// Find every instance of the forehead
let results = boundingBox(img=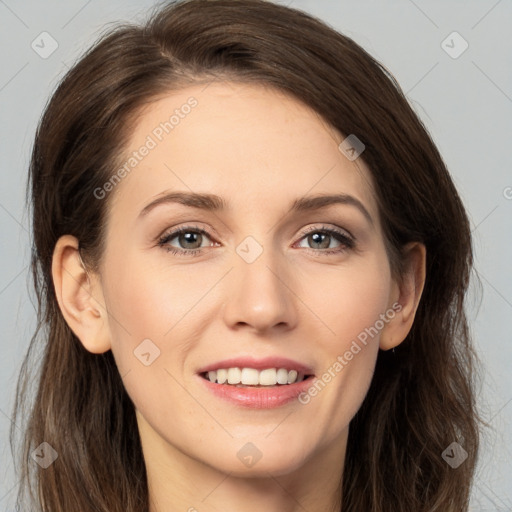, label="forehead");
[107,81,379,225]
